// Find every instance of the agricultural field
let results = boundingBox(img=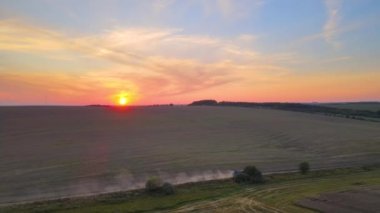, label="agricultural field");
[296,187,379,212]
[1,106,380,205]
[320,102,380,112]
